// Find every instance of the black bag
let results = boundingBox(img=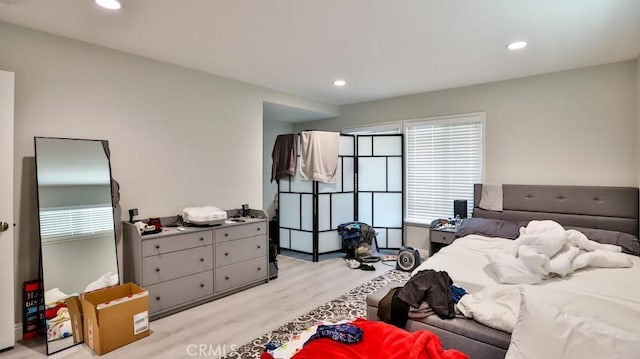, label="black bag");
[268,239,279,280]
[269,240,278,263]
